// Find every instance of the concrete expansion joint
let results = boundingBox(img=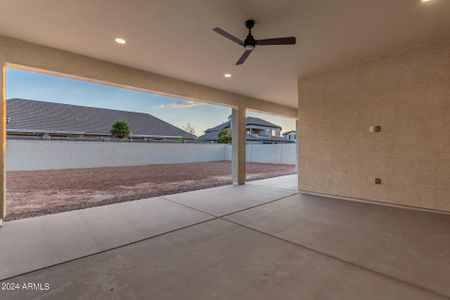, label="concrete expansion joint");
[221,219,450,300]
[2,193,447,300]
[161,194,450,300]
[0,217,216,282]
[160,191,297,219]
[0,192,294,282]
